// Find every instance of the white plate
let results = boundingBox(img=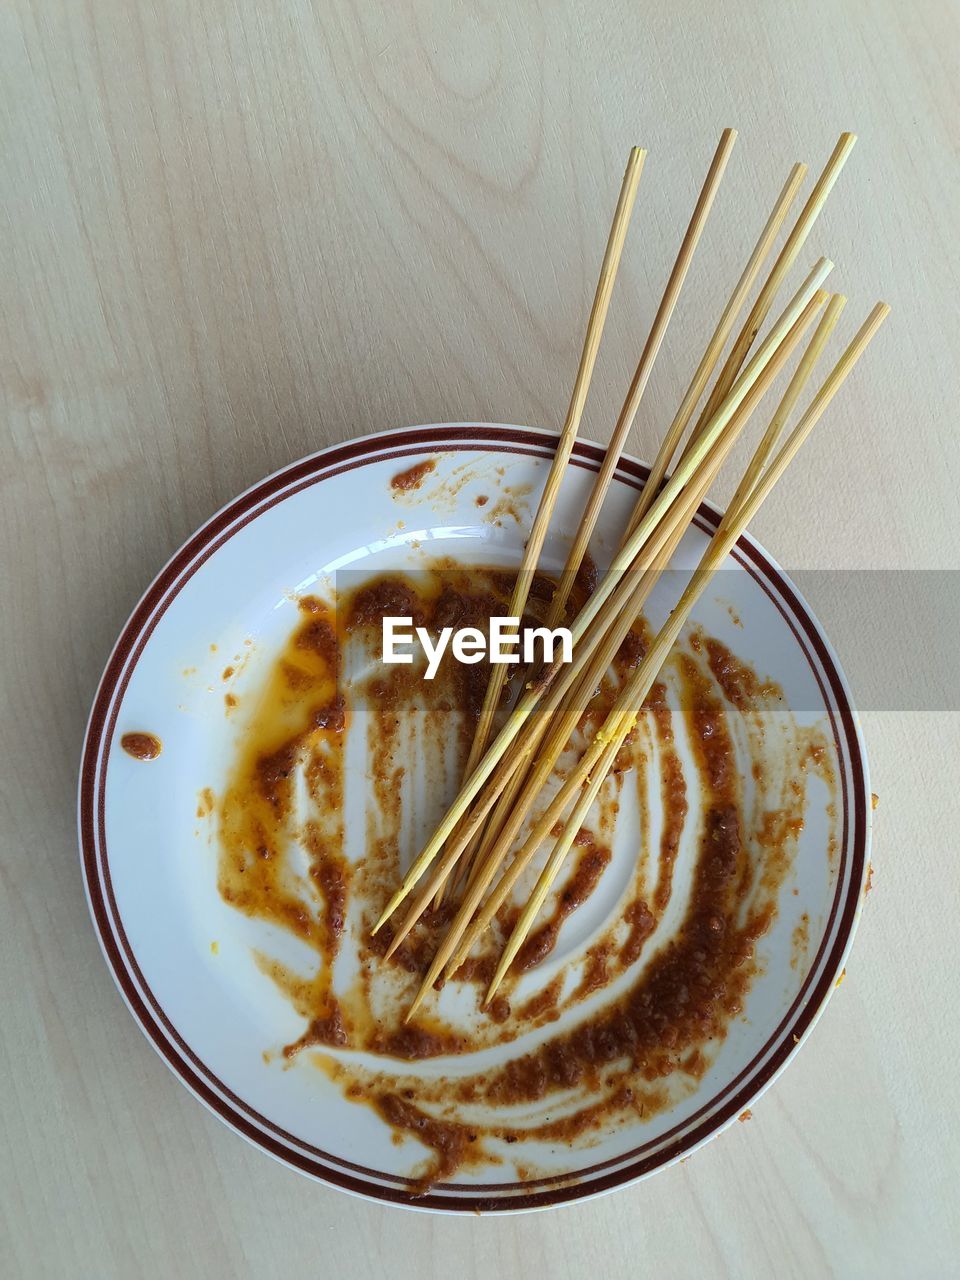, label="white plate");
[78,423,870,1213]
